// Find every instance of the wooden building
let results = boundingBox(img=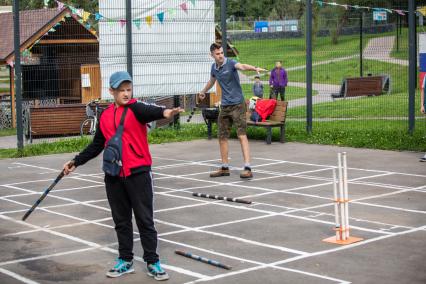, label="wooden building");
[0,7,100,126]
